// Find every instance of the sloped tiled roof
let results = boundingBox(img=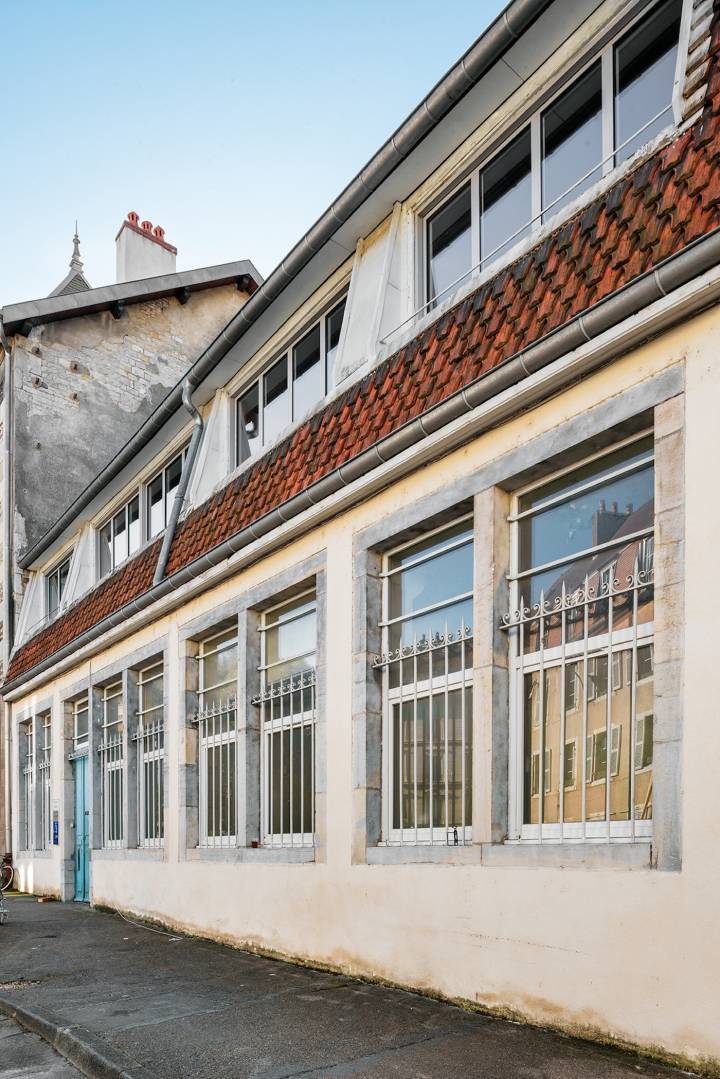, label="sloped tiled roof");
[6,7,720,688]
